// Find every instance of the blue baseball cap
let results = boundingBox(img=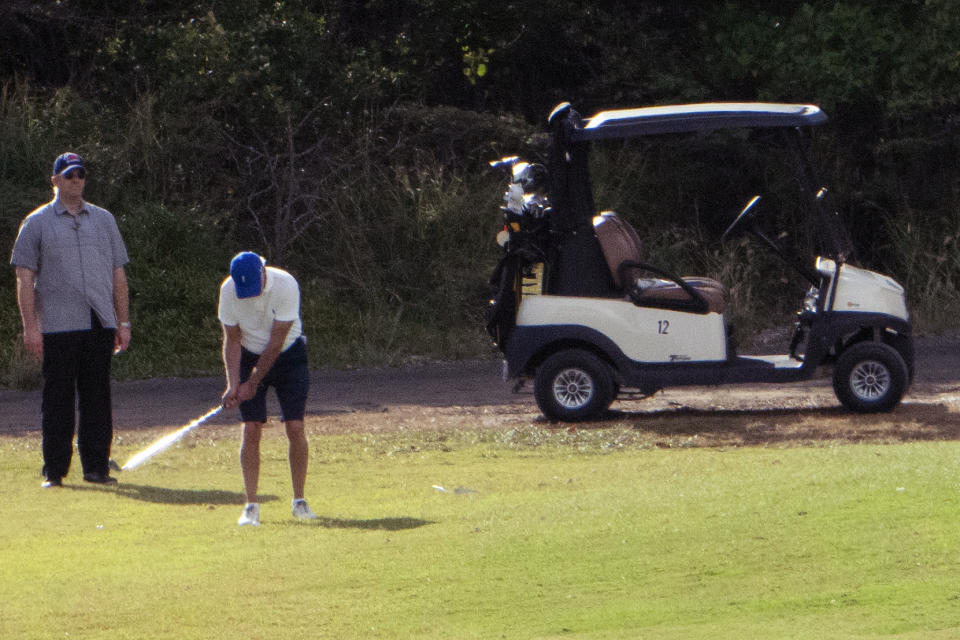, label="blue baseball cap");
[230,252,265,299]
[53,152,85,176]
